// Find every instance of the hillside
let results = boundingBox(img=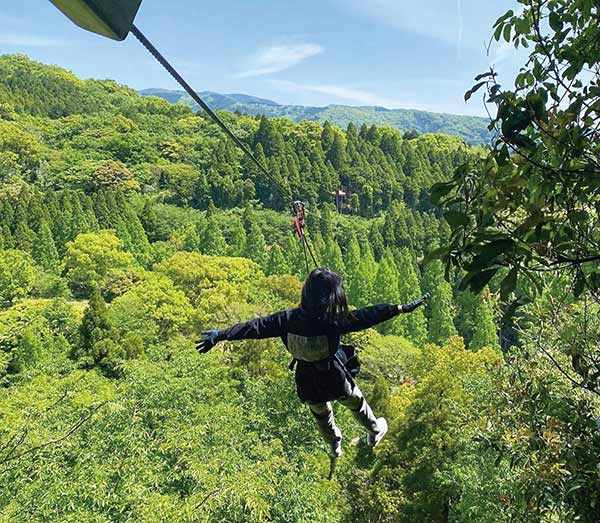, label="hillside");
[140,88,492,145]
[2,0,600,520]
[0,53,511,521]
